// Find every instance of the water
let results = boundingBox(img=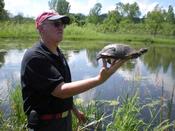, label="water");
[0,41,175,121]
